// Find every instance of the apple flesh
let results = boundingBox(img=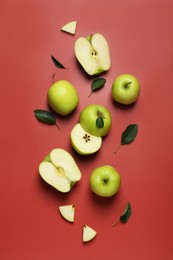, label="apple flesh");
[70,123,102,155]
[112,74,140,105]
[83,224,97,242]
[39,148,81,193]
[61,21,77,35]
[74,33,111,75]
[59,205,75,222]
[79,104,112,137]
[90,165,121,197]
[47,80,79,116]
